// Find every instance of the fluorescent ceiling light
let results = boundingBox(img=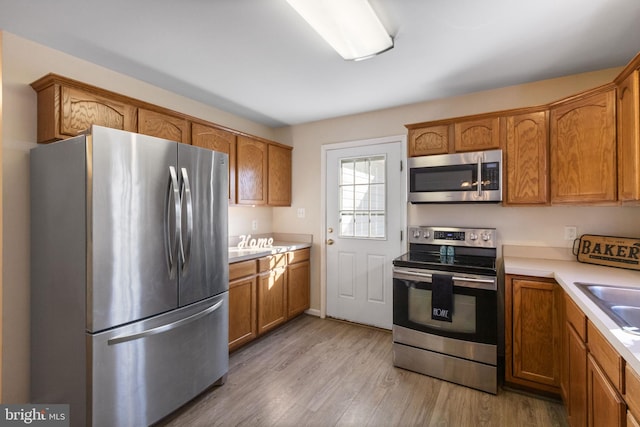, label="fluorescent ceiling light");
[286,0,394,61]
